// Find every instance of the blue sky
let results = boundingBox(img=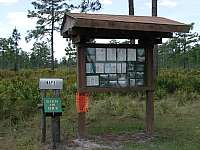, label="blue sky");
[0,0,200,59]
